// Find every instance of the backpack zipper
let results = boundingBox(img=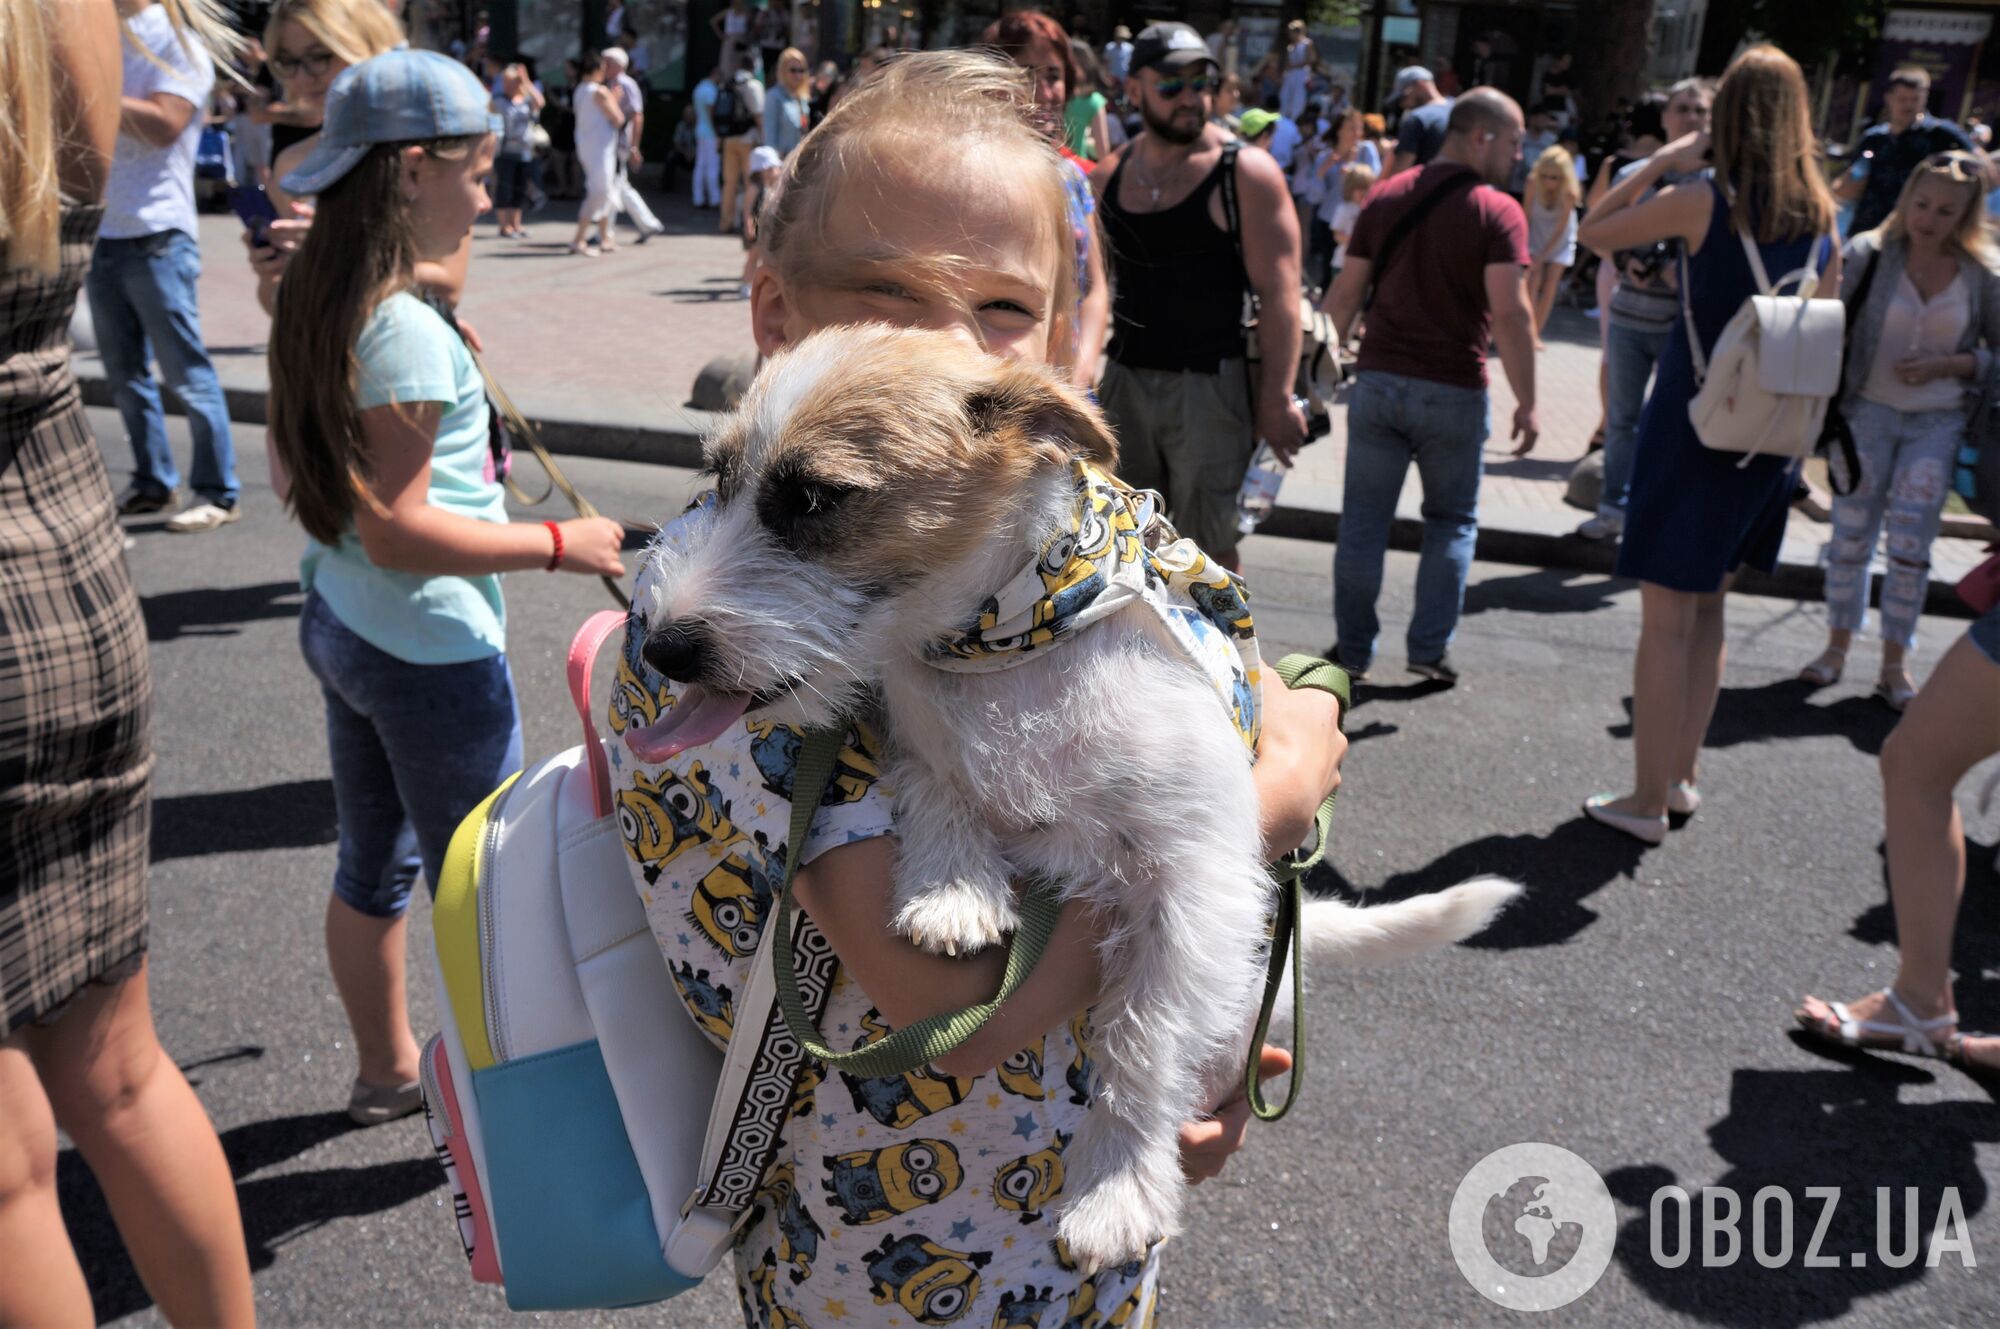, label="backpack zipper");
[476,779,516,1064]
